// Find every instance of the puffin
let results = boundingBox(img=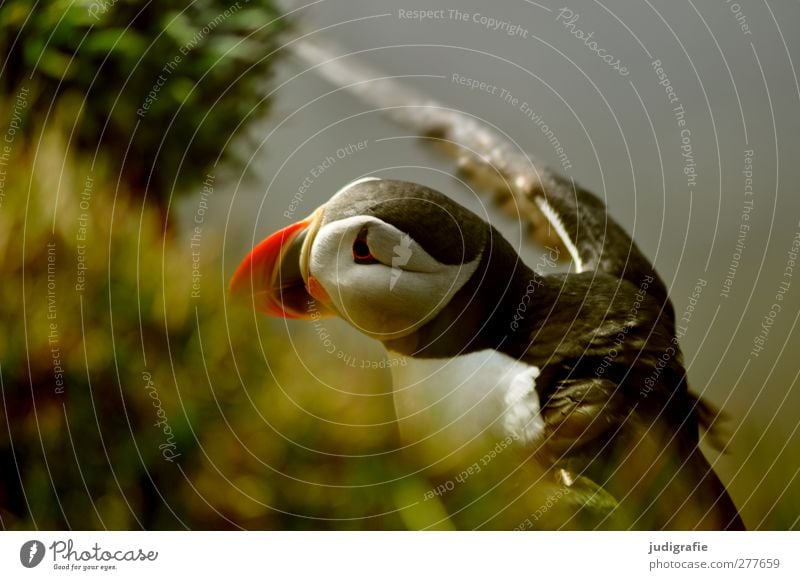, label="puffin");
[230,175,745,530]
